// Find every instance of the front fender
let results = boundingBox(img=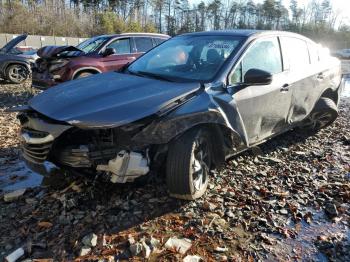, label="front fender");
[132,91,248,148]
